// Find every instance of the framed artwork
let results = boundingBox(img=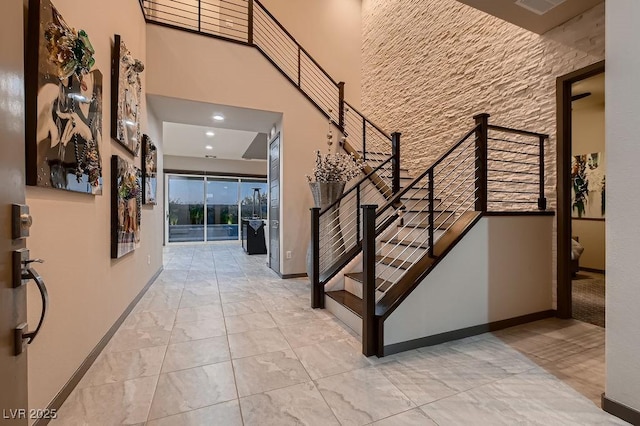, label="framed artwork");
[111,155,142,258]
[25,0,103,194]
[571,152,606,219]
[111,34,144,156]
[142,134,158,205]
